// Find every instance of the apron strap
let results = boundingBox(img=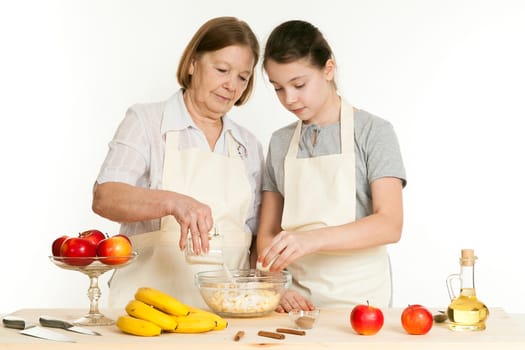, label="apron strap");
[340,100,354,155]
[286,121,302,159]
[225,130,242,159]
